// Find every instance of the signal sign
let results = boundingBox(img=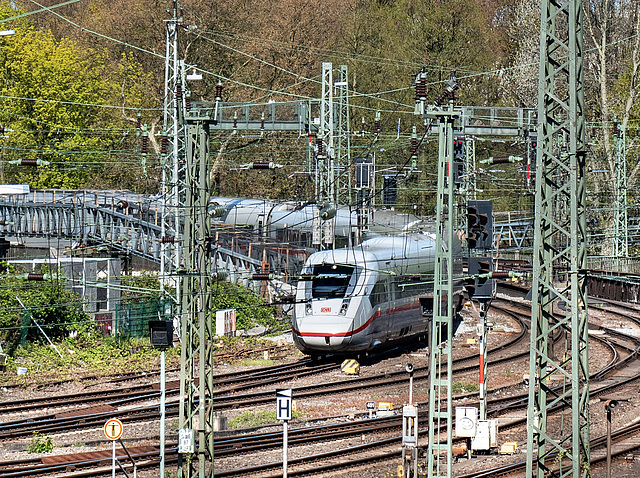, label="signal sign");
[103,418,123,440]
[276,389,292,421]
